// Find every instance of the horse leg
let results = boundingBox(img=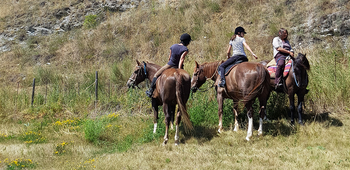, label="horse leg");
[163,103,170,145]
[233,103,239,132]
[175,109,181,146]
[245,101,254,141]
[217,92,224,133]
[297,93,305,125]
[151,99,159,134]
[258,91,269,136]
[288,93,296,125]
[169,105,176,130]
